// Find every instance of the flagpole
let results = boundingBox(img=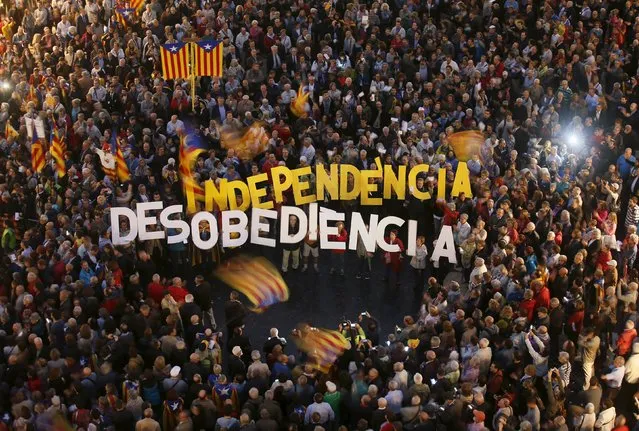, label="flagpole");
[190,42,196,112]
